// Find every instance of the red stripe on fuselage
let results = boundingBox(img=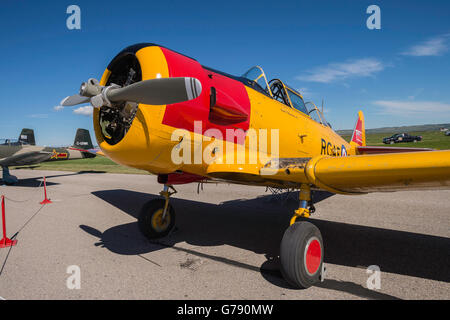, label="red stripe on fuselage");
[160,47,251,143]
